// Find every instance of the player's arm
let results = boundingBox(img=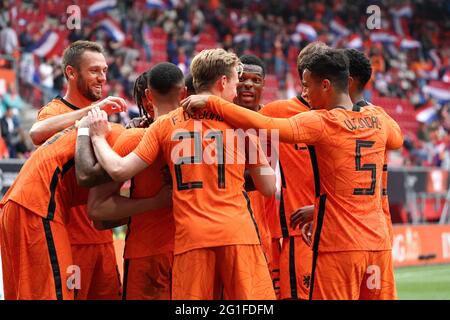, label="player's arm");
[30,96,127,145]
[88,108,154,182]
[246,135,276,196]
[385,119,404,150]
[247,165,276,196]
[376,108,404,150]
[75,116,113,187]
[93,219,128,230]
[87,180,172,221]
[182,95,323,144]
